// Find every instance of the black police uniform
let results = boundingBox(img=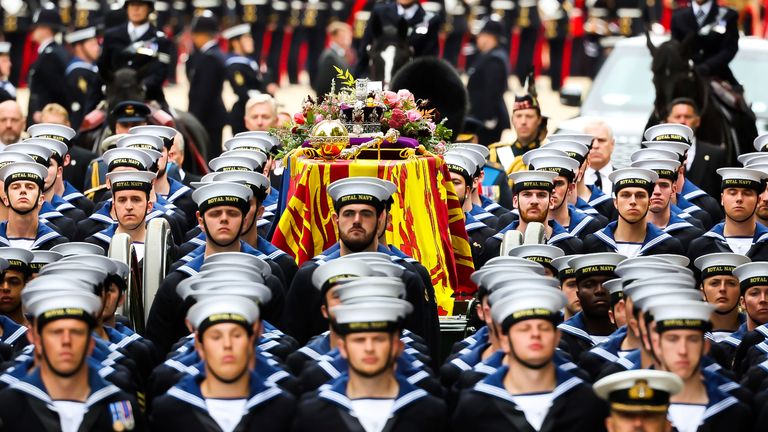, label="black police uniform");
[467,43,510,146]
[187,41,227,160]
[98,20,173,106]
[27,40,70,124]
